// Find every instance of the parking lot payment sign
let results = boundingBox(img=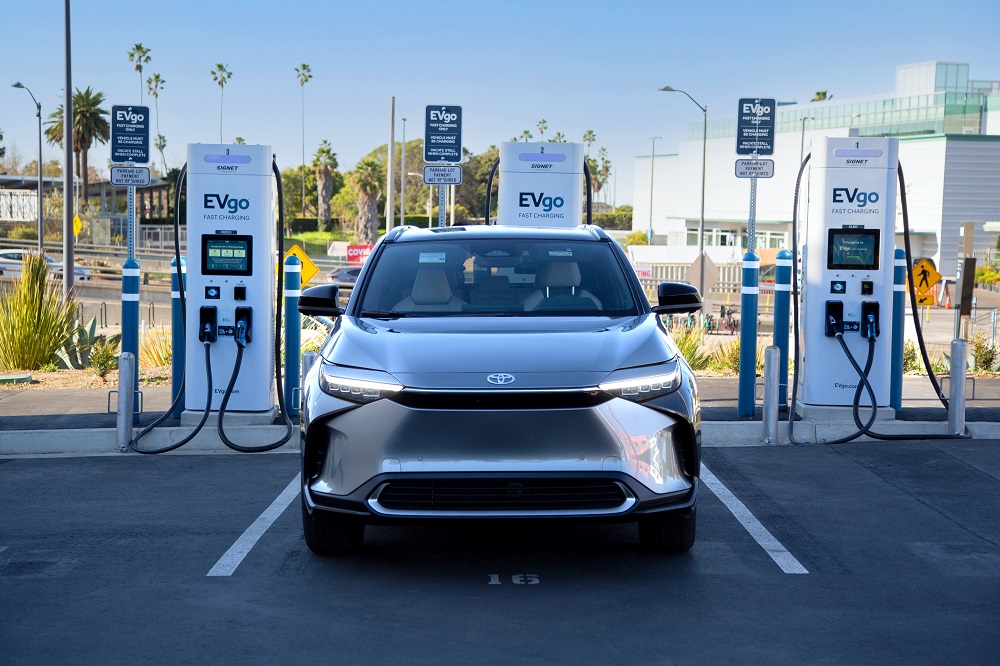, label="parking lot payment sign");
[736,98,775,156]
[424,105,462,163]
[111,105,150,164]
